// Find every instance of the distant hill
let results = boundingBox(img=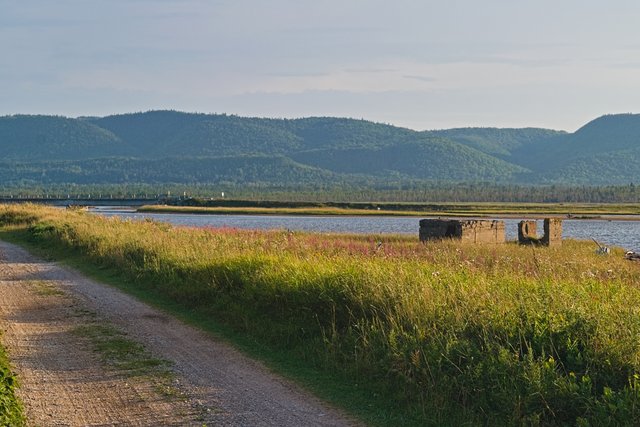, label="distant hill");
[0,110,639,187]
[509,113,640,183]
[571,113,640,153]
[277,117,417,150]
[291,137,527,182]
[0,115,126,160]
[0,156,346,186]
[86,111,304,157]
[429,127,564,158]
